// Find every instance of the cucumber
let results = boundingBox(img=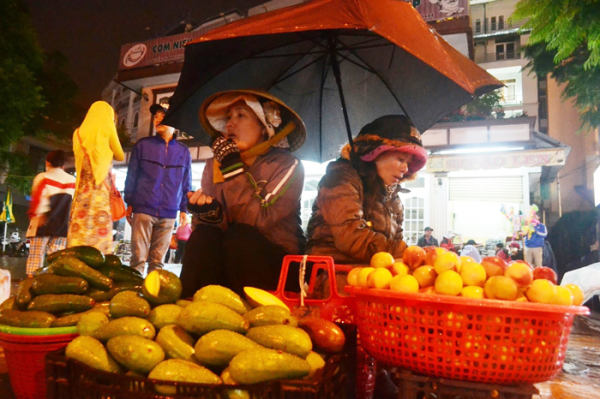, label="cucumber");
[104,254,122,267]
[97,264,143,284]
[16,278,35,309]
[32,274,89,295]
[104,254,142,277]
[27,294,95,314]
[86,282,142,302]
[0,309,56,328]
[47,246,105,268]
[51,256,113,290]
[0,296,17,310]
